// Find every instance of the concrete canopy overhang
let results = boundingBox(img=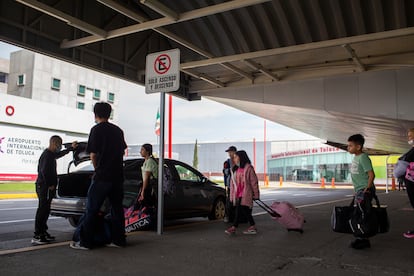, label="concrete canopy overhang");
[1,0,414,153]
